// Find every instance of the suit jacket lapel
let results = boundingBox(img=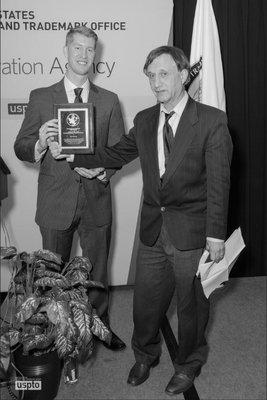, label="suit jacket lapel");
[88,81,98,104]
[144,104,161,185]
[52,79,68,105]
[161,97,198,186]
